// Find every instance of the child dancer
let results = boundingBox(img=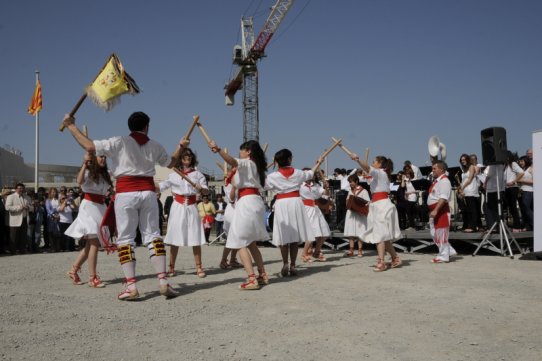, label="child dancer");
[265,149,323,276]
[208,139,269,290]
[343,174,370,257]
[159,147,209,278]
[300,168,331,263]
[65,151,112,287]
[219,169,242,269]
